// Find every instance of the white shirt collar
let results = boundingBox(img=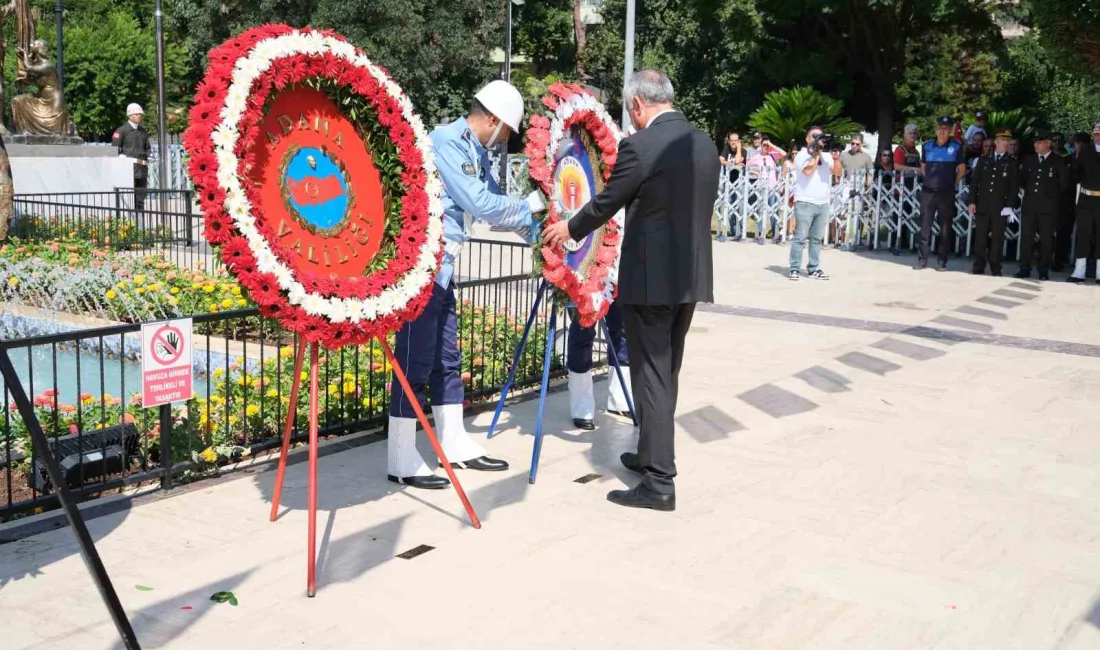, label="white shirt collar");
[645,109,676,129]
[1039,153,1047,163]
[128,120,140,130]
